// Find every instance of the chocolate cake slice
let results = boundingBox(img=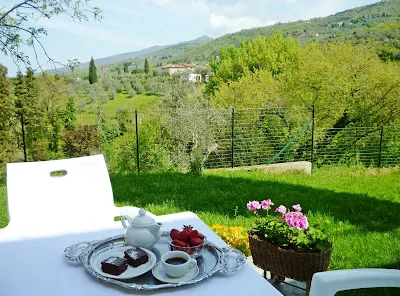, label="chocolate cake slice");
[101,256,128,276]
[124,247,149,267]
